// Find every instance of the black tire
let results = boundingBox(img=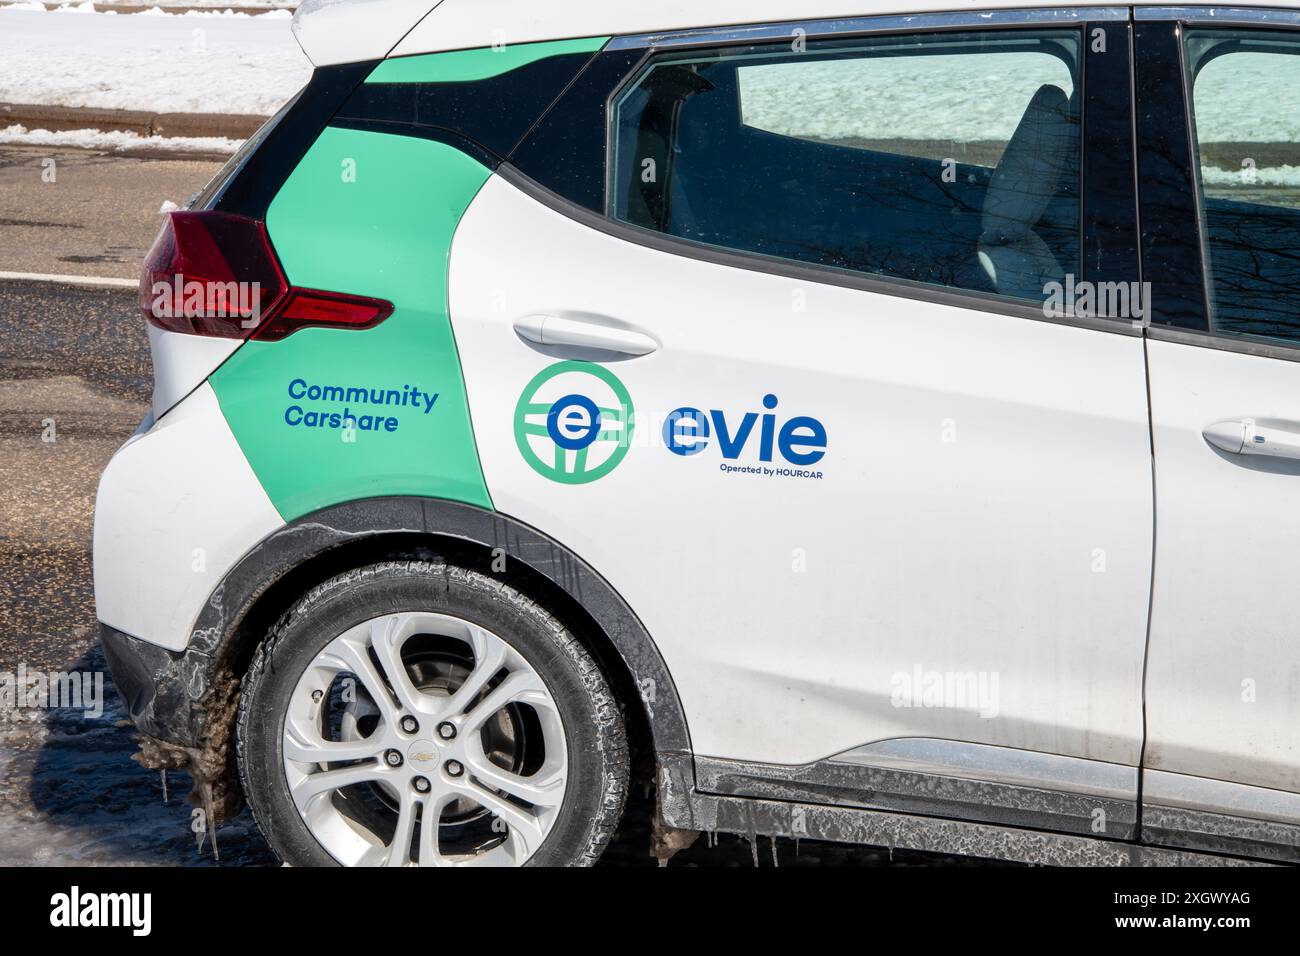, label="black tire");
[236,561,628,867]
